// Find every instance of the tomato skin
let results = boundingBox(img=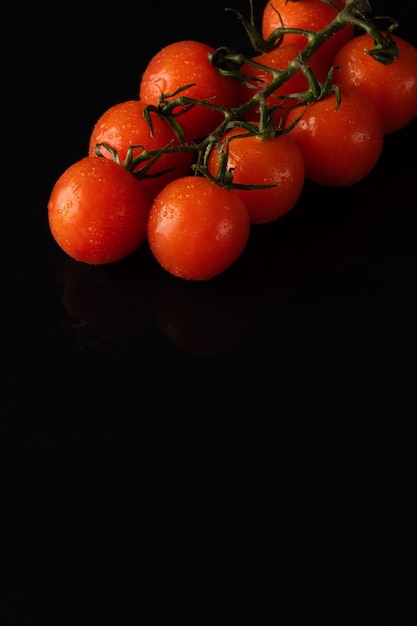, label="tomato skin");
[48,157,151,265]
[147,176,250,281]
[88,99,194,200]
[139,40,240,140]
[333,32,417,134]
[207,127,305,224]
[238,43,328,126]
[261,0,354,68]
[285,86,384,187]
